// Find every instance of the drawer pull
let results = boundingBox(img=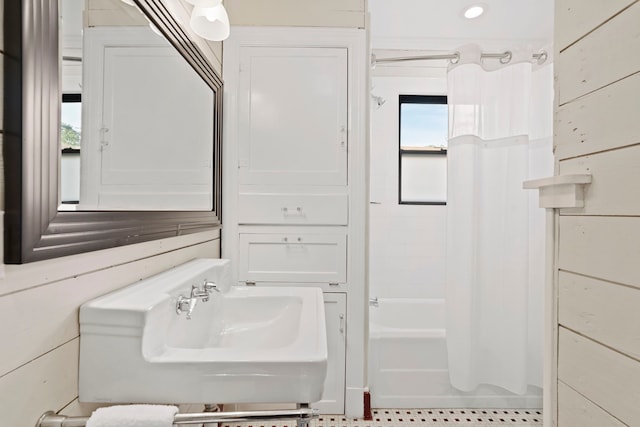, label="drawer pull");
[282,207,304,216]
[245,281,256,286]
[329,283,339,287]
[283,237,306,249]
